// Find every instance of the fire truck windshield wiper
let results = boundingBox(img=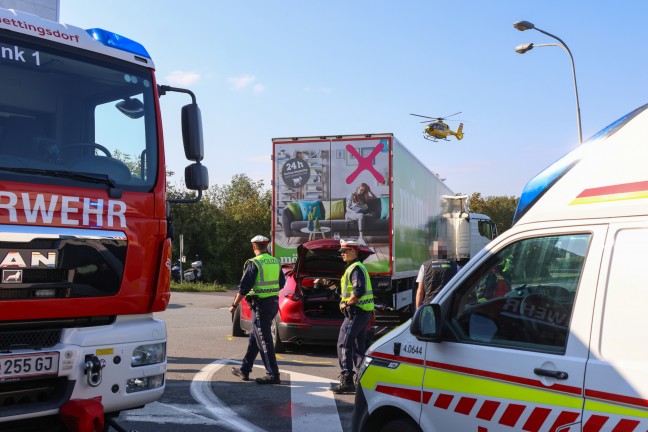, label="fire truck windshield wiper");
[0,167,123,198]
